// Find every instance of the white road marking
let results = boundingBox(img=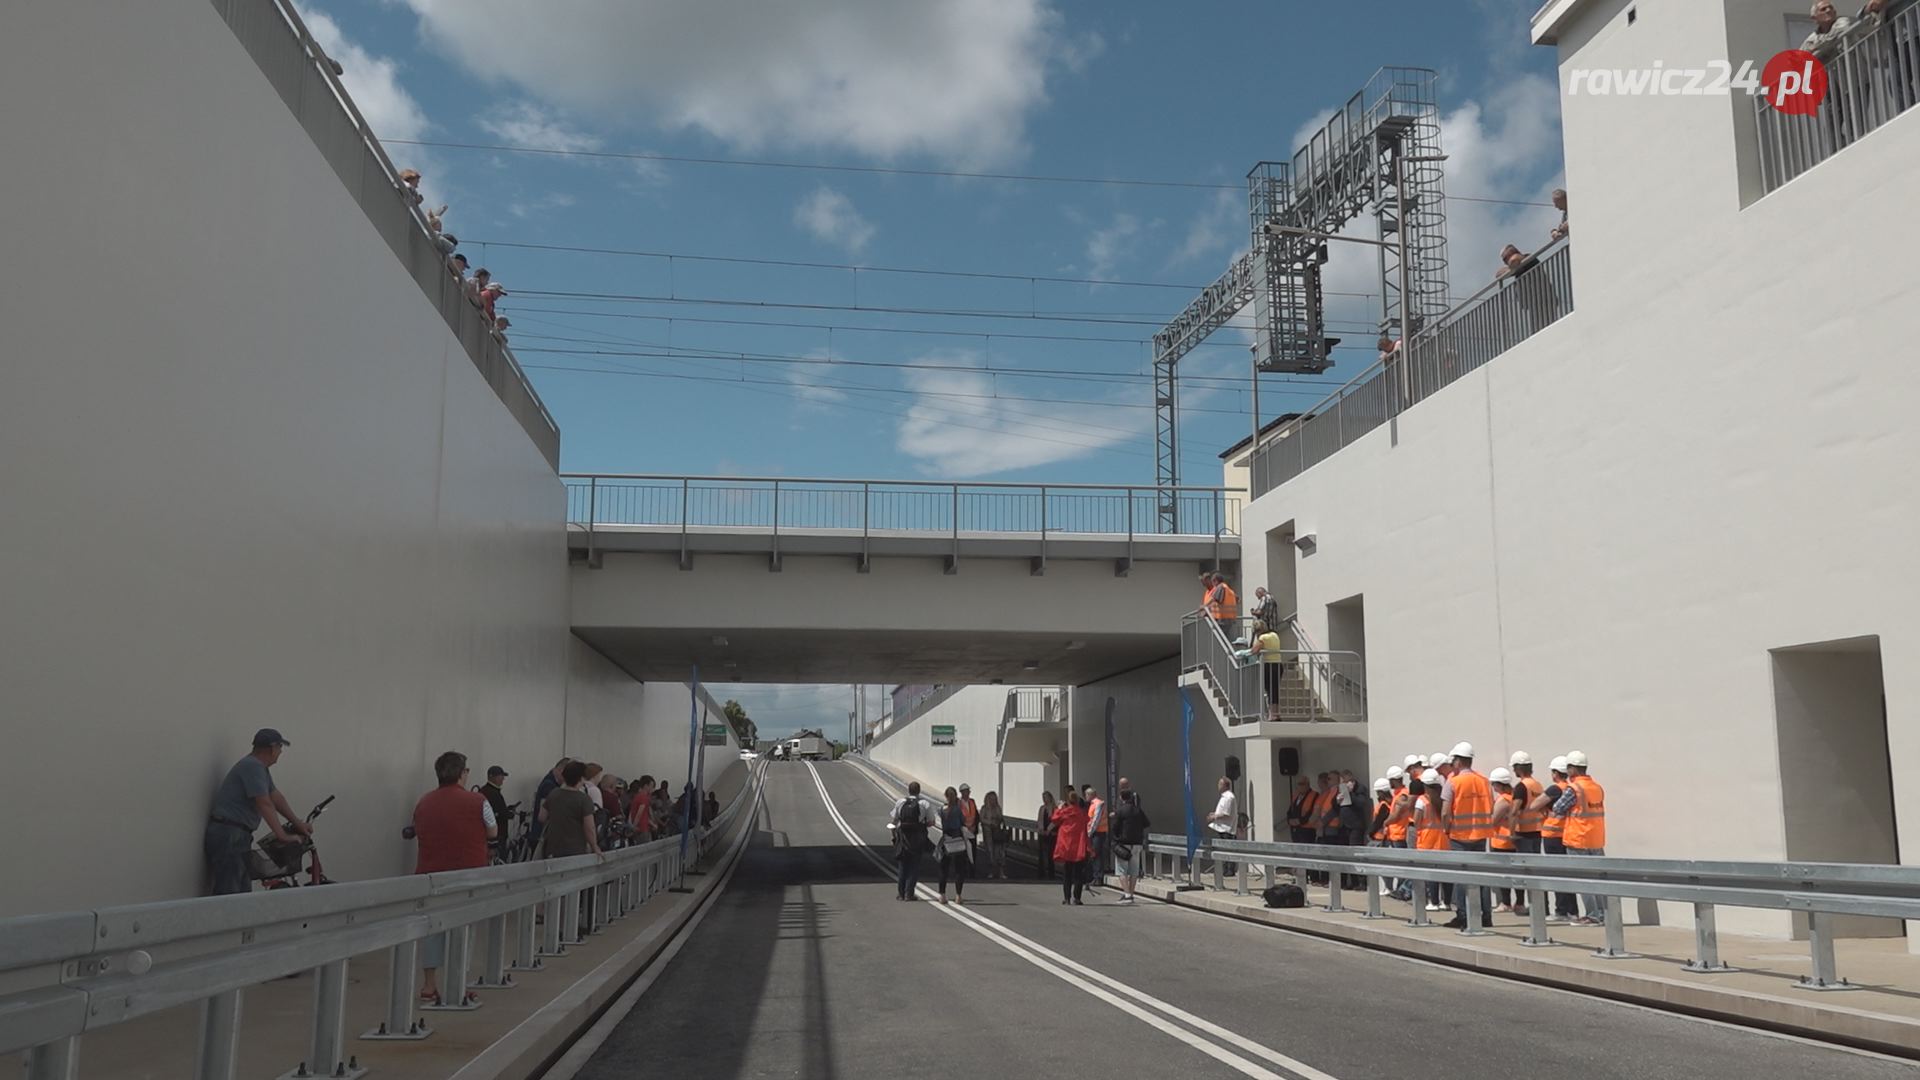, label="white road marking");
[804,762,1339,1080]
